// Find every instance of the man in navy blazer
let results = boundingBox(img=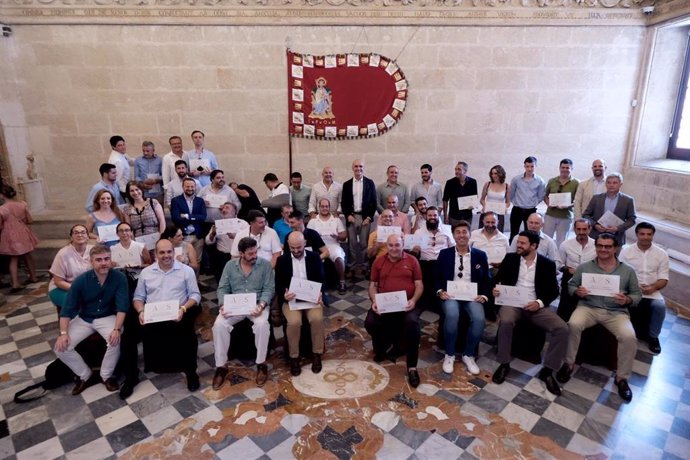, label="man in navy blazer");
[171,178,207,263]
[582,172,636,245]
[275,232,327,376]
[434,221,492,376]
[341,159,377,276]
[491,230,568,396]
